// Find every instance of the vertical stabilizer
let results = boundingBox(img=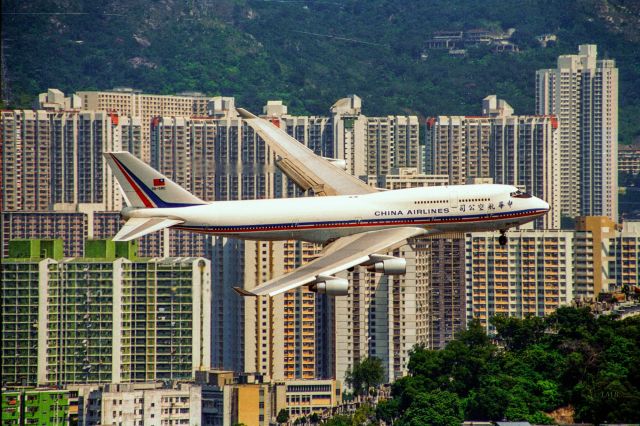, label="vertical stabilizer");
[104,152,206,208]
